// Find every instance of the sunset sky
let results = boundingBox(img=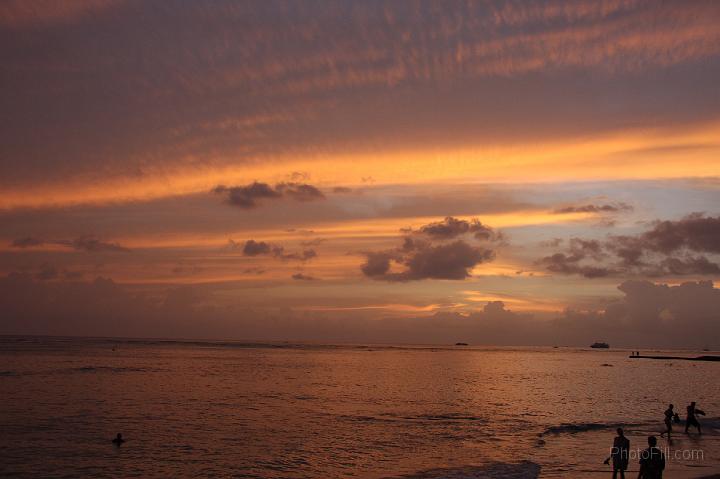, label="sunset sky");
[2,0,719,347]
